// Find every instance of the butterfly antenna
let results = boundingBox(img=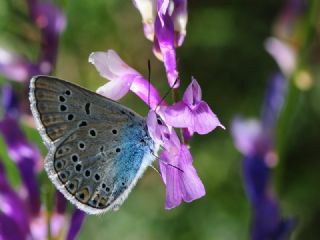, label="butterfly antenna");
[155,77,179,112]
[162,162,184,172]
[147,59,151,109]
[151,152,184,173]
